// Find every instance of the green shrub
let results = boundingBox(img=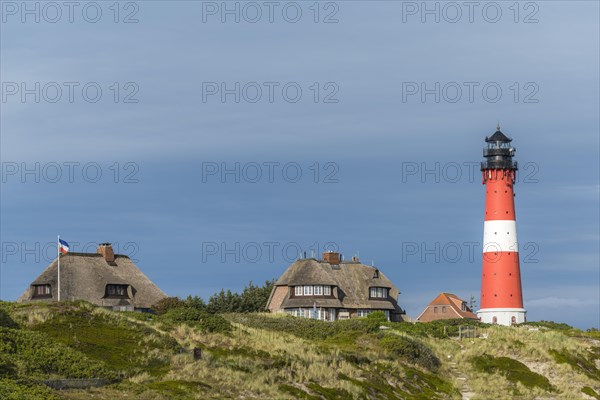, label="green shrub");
[200,313,232,334]
[366,311,388,322]
[0,379,61,400]
[152,297,187,315]
[227,313,380,342]
[379,334,441,371]
[582,386,600,399]
[471,354,555,392]
[549,348,599,380]
[523,320,574,330]
[0,327,114,379]
[160,307,232,334]
[0,303,18,329]
[28,306,178,377]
